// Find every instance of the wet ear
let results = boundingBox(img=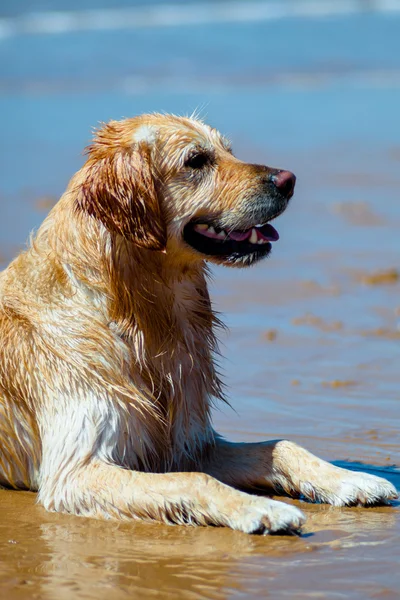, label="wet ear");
[76,142,167,251]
